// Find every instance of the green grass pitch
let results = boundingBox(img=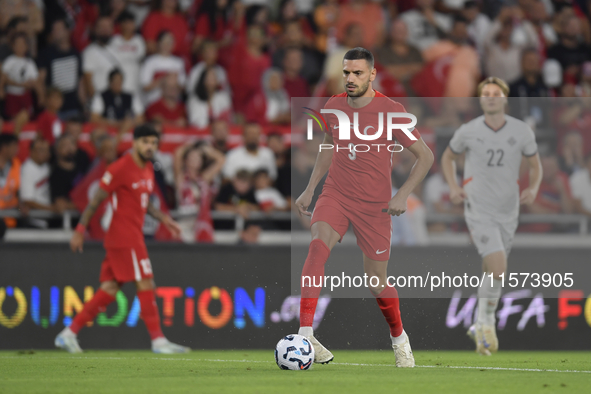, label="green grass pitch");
[1,350,590,393]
